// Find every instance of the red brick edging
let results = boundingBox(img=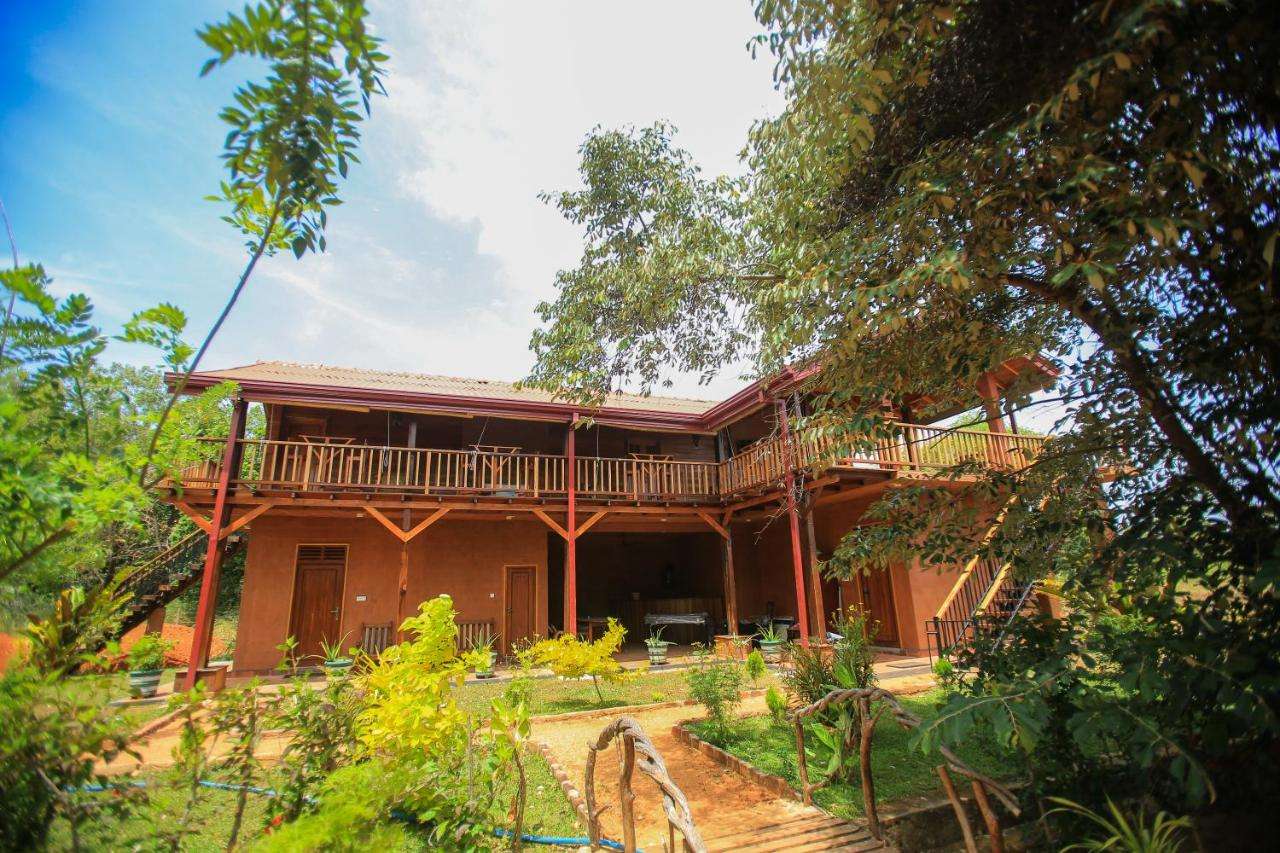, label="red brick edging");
[670,721,801,800]
[532,738,591,829]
